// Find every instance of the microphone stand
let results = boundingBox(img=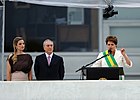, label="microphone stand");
[75,54,109,79]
